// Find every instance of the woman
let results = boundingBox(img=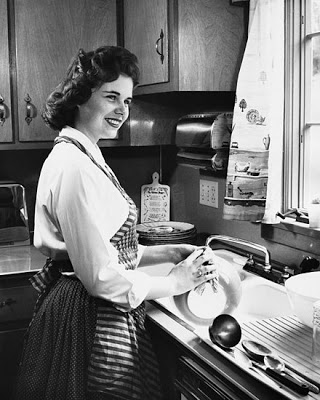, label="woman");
[15,46,217,400]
